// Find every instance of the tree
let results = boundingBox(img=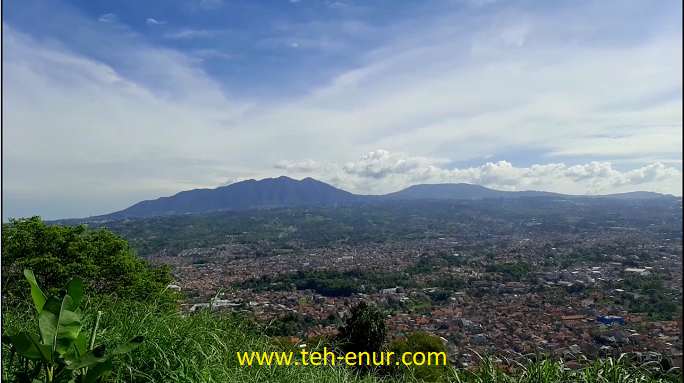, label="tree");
[335,302,387,356]
[1,217,176,307]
